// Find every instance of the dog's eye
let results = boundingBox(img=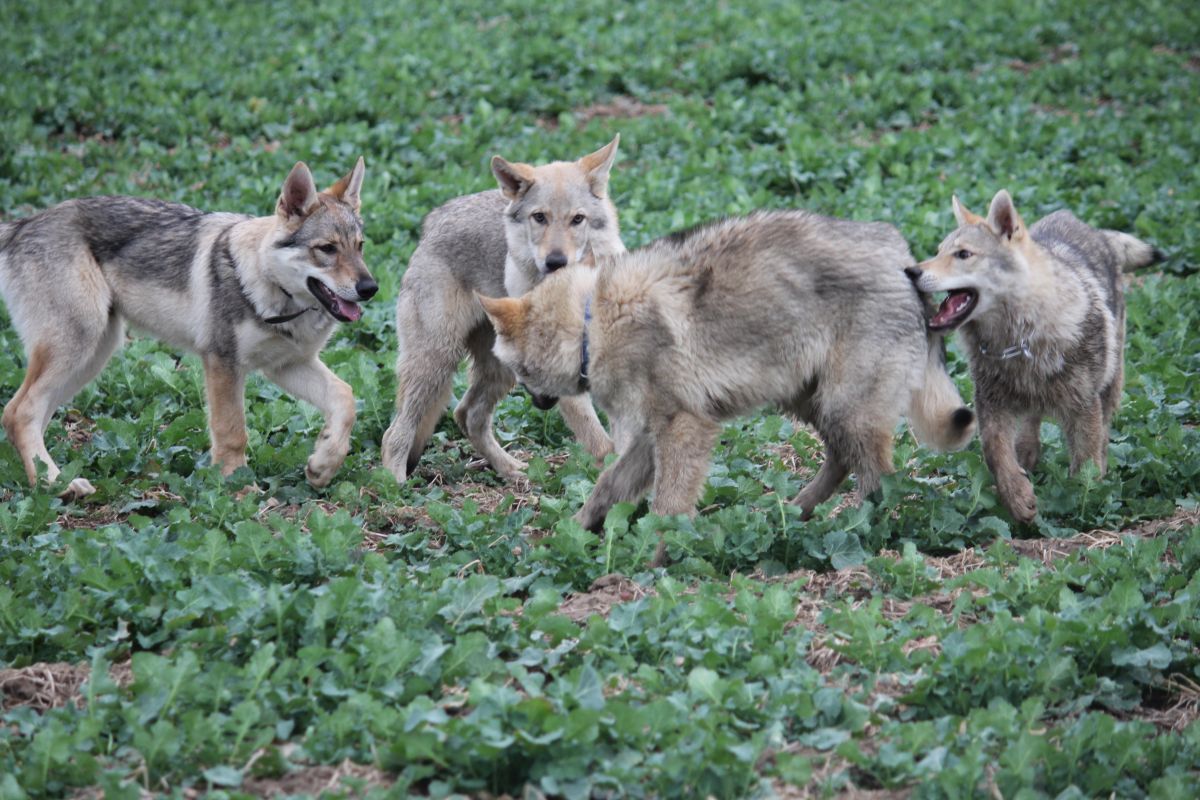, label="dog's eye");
[532,212,547,224]
[571,214,585,226]
[955,249,971,260]
[316,243,338,254]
